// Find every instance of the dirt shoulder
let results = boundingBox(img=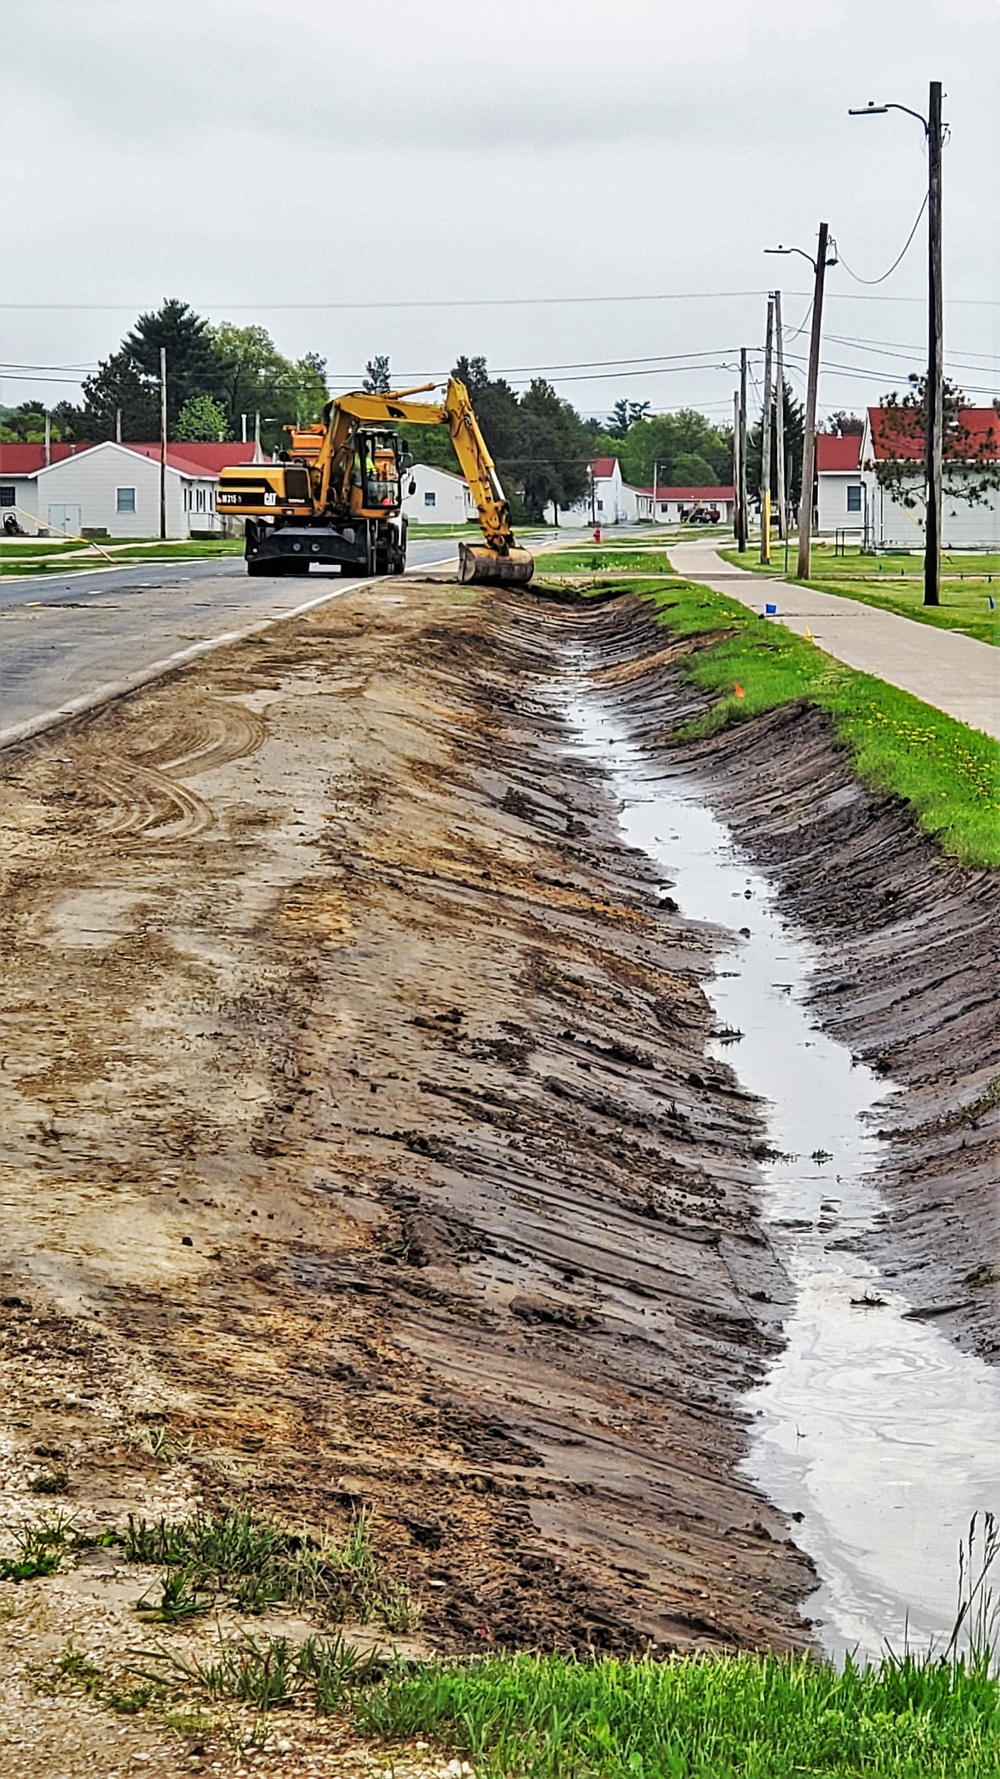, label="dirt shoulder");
[0,578,816,1774]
